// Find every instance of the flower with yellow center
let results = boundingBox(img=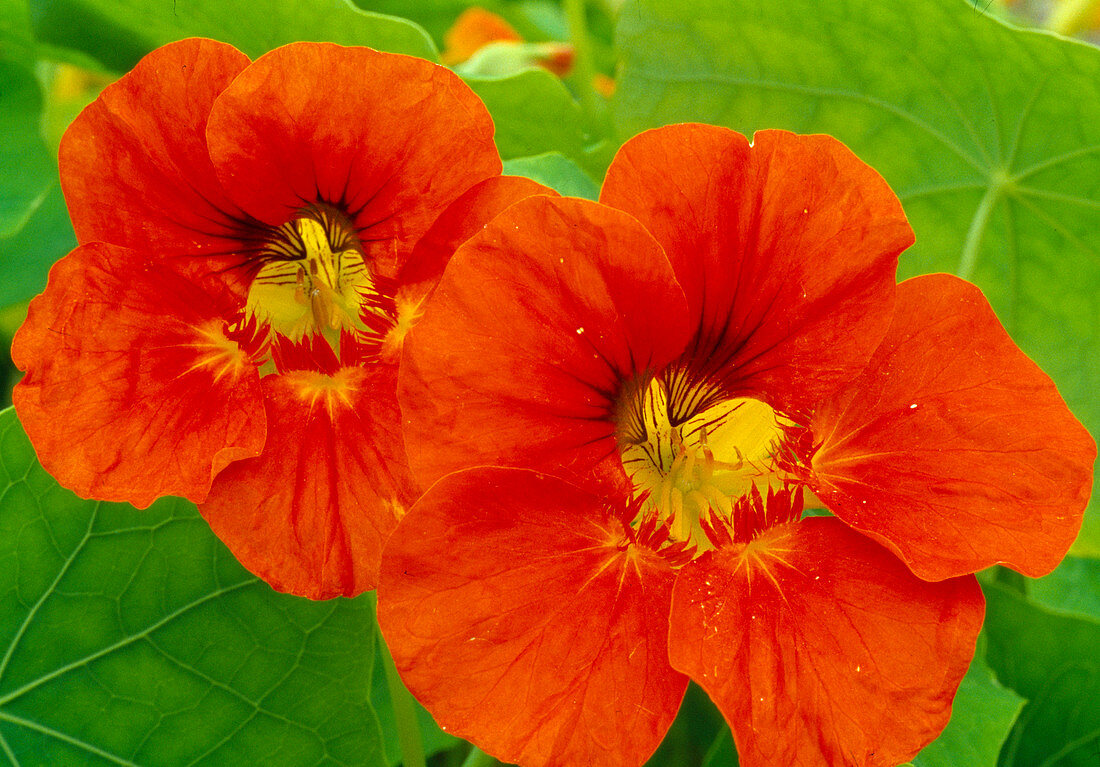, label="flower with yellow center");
[11,38,540,599]
[384,126,1093,767]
